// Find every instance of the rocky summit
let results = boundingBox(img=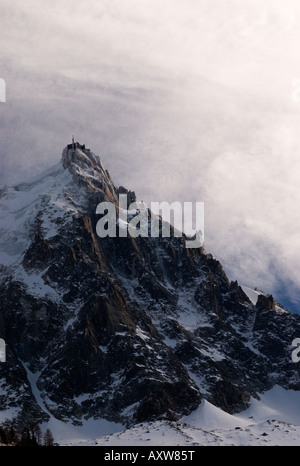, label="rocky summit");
[0,142,299,432]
